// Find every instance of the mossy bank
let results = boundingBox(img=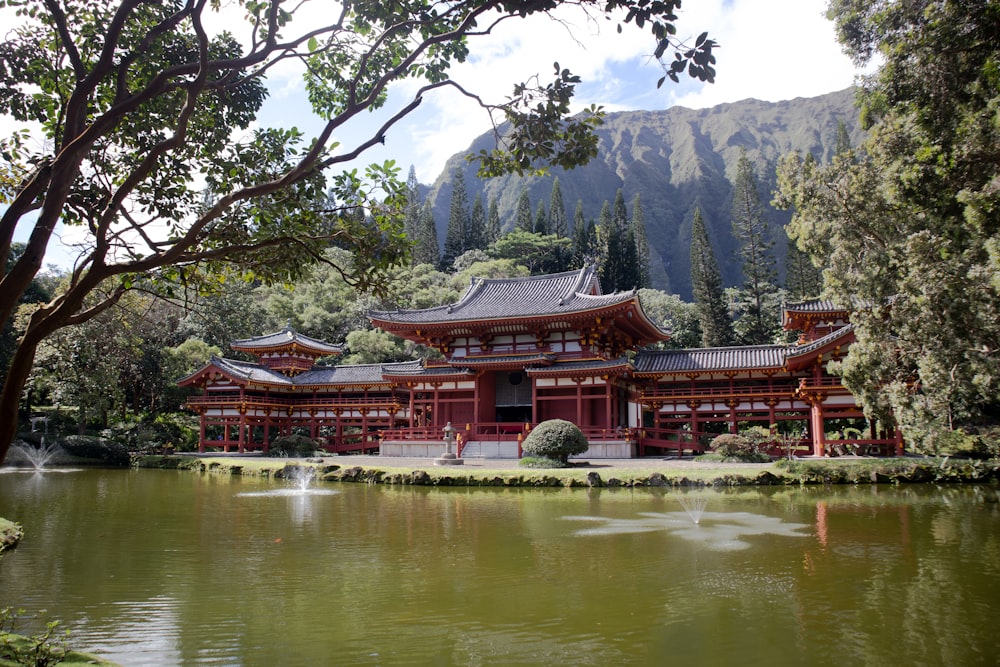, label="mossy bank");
[134,455,1000,488]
